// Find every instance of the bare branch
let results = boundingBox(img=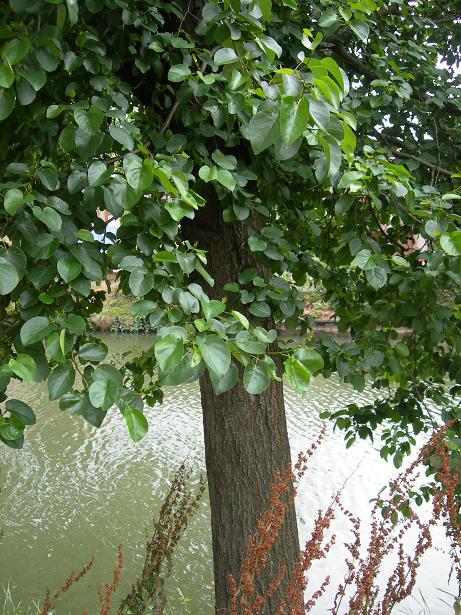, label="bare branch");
[372,132,453,177]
